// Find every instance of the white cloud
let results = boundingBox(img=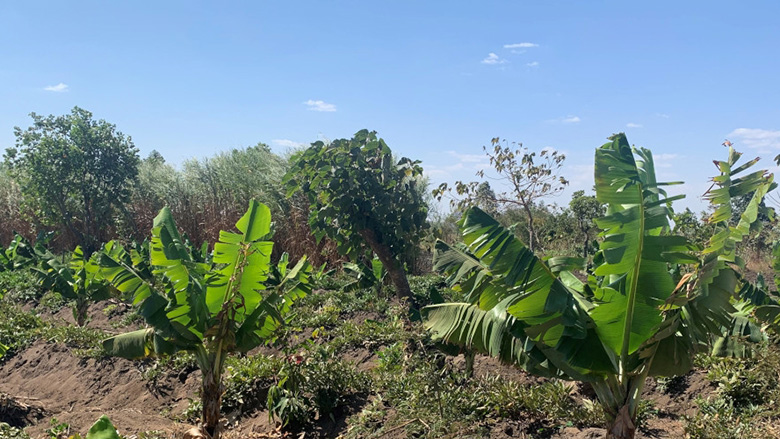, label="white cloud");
[626,122,643,128]
[481,53,507,65]
[272,139,306,149]
[447,150,486,164]
[527,61,539,67]
[652,153,679,168]
[727,128,780,151]
[655,113,670,119]
[504,42,538,49]
[304,100,337,112]
[44,83,69,92]
[425,151,490,179]
[562,115,581,124]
